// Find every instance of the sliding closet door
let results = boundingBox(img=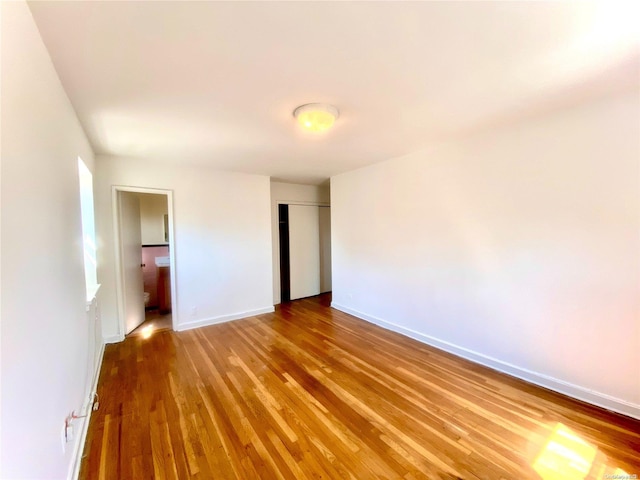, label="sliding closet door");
[289,205,320,300]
